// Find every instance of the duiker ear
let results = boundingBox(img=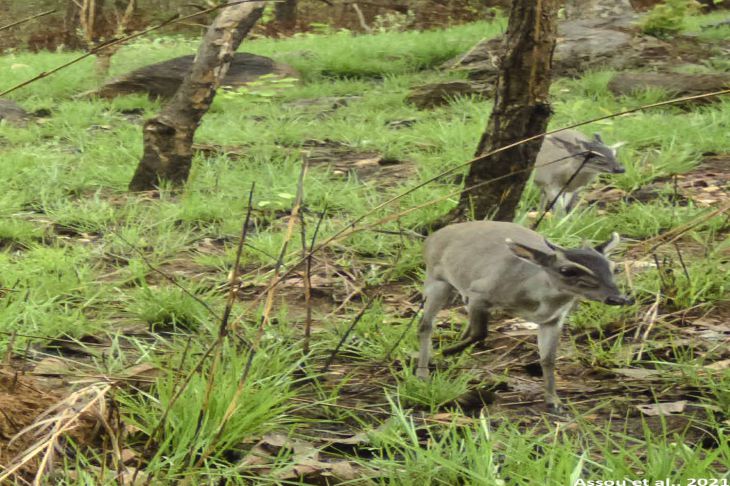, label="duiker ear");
[594,232,621,255]
[506,238,555,267]
[609,141,626,154]
[593,133,604,144]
